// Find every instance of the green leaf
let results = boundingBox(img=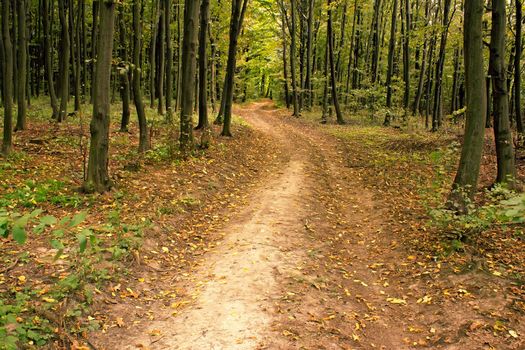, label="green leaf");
[77,233,88,253]
[50,239,64,251]
[52,229,64,238]
[69,212,87,227]
[40,215,57,226]
[12,225,27,244]
[14,214,31,228]
[30,209,43,218]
